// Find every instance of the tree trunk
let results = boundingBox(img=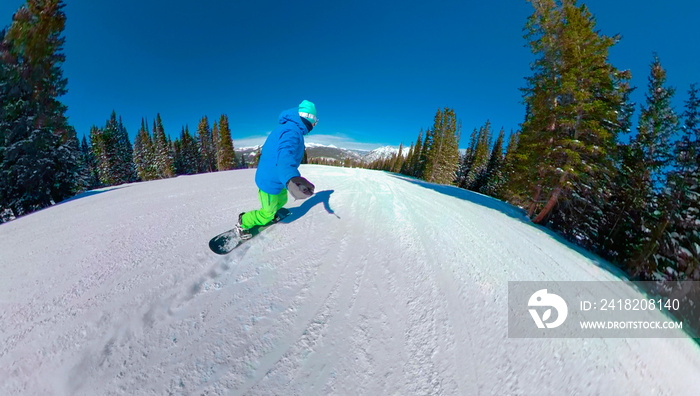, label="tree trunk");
[533,173,567,224]
[527,185,541,218]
